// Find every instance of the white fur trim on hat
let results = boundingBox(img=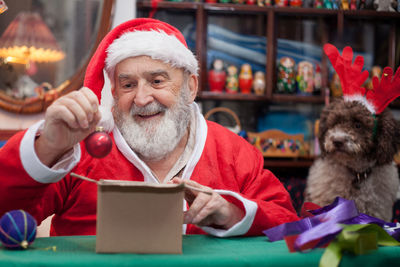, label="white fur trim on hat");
[105,30,198,83]
[344,94,376,114]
